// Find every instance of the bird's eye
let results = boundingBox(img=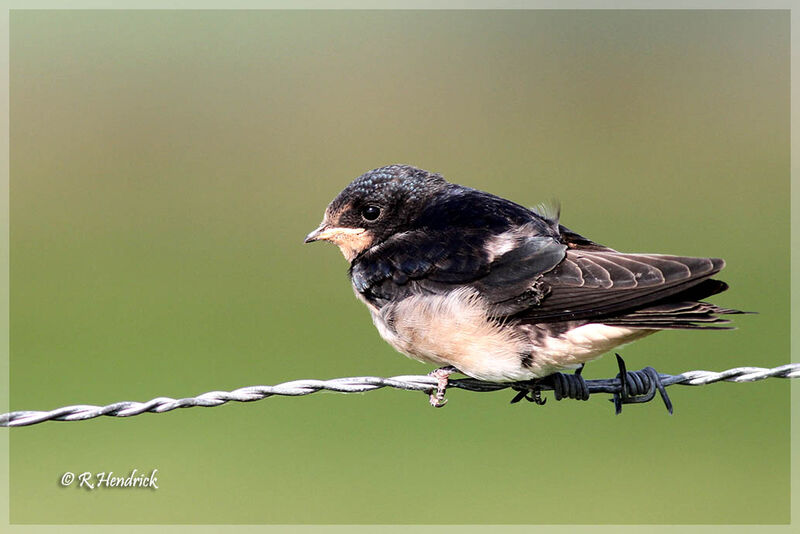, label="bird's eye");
[361,205,381,221]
